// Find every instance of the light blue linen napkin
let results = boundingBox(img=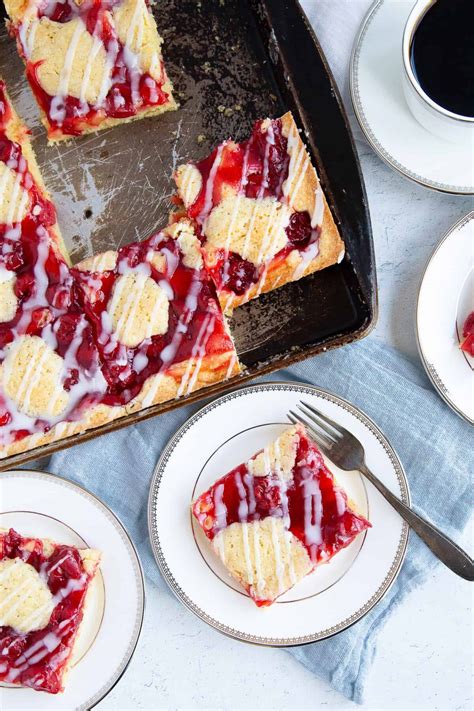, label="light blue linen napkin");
[46,337,473,703]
